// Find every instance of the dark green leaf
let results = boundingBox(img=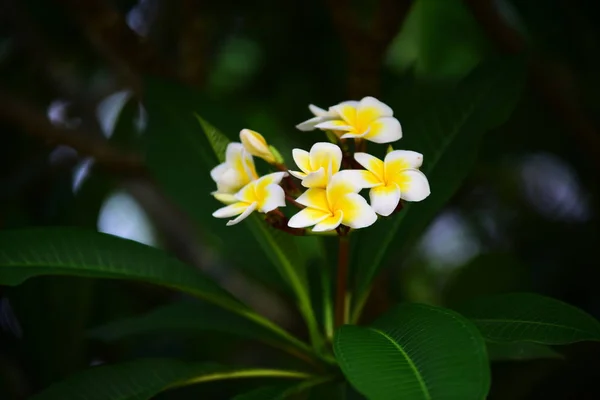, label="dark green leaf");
[89,300,282,345]
[486,342,563,362]
[0,228,313,356]
[30,358,312,400]
[457,293,600,344]
[232,377,331,400]
[351,56,526,320]
[334,303,490,400]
